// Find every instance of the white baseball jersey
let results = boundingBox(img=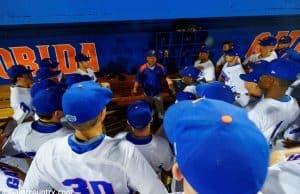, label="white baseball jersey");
[262,153,300,194]
[0,163,24,193]
[23,135,169,194]
[243,51,278,65]
[194,60,216,82]
[248,96,300,144]
[220,62,250,106]
[10,86,33,124]
[115,132,174,176]
[10,121,72,157]
[76,68,97,81]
